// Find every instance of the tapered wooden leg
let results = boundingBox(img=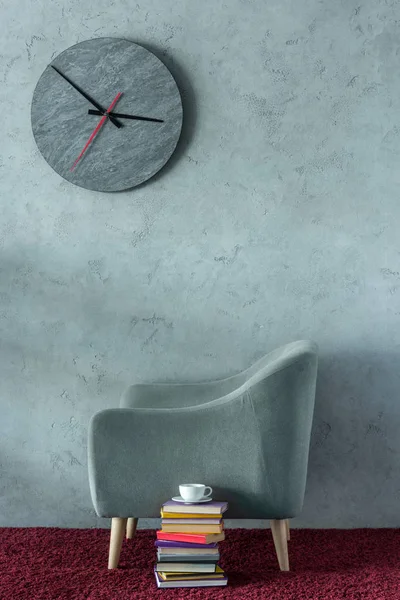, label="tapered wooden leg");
[108,517,127,569]
[285,519,290,541]
[270,519,290,571]
[126,517,138,539]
